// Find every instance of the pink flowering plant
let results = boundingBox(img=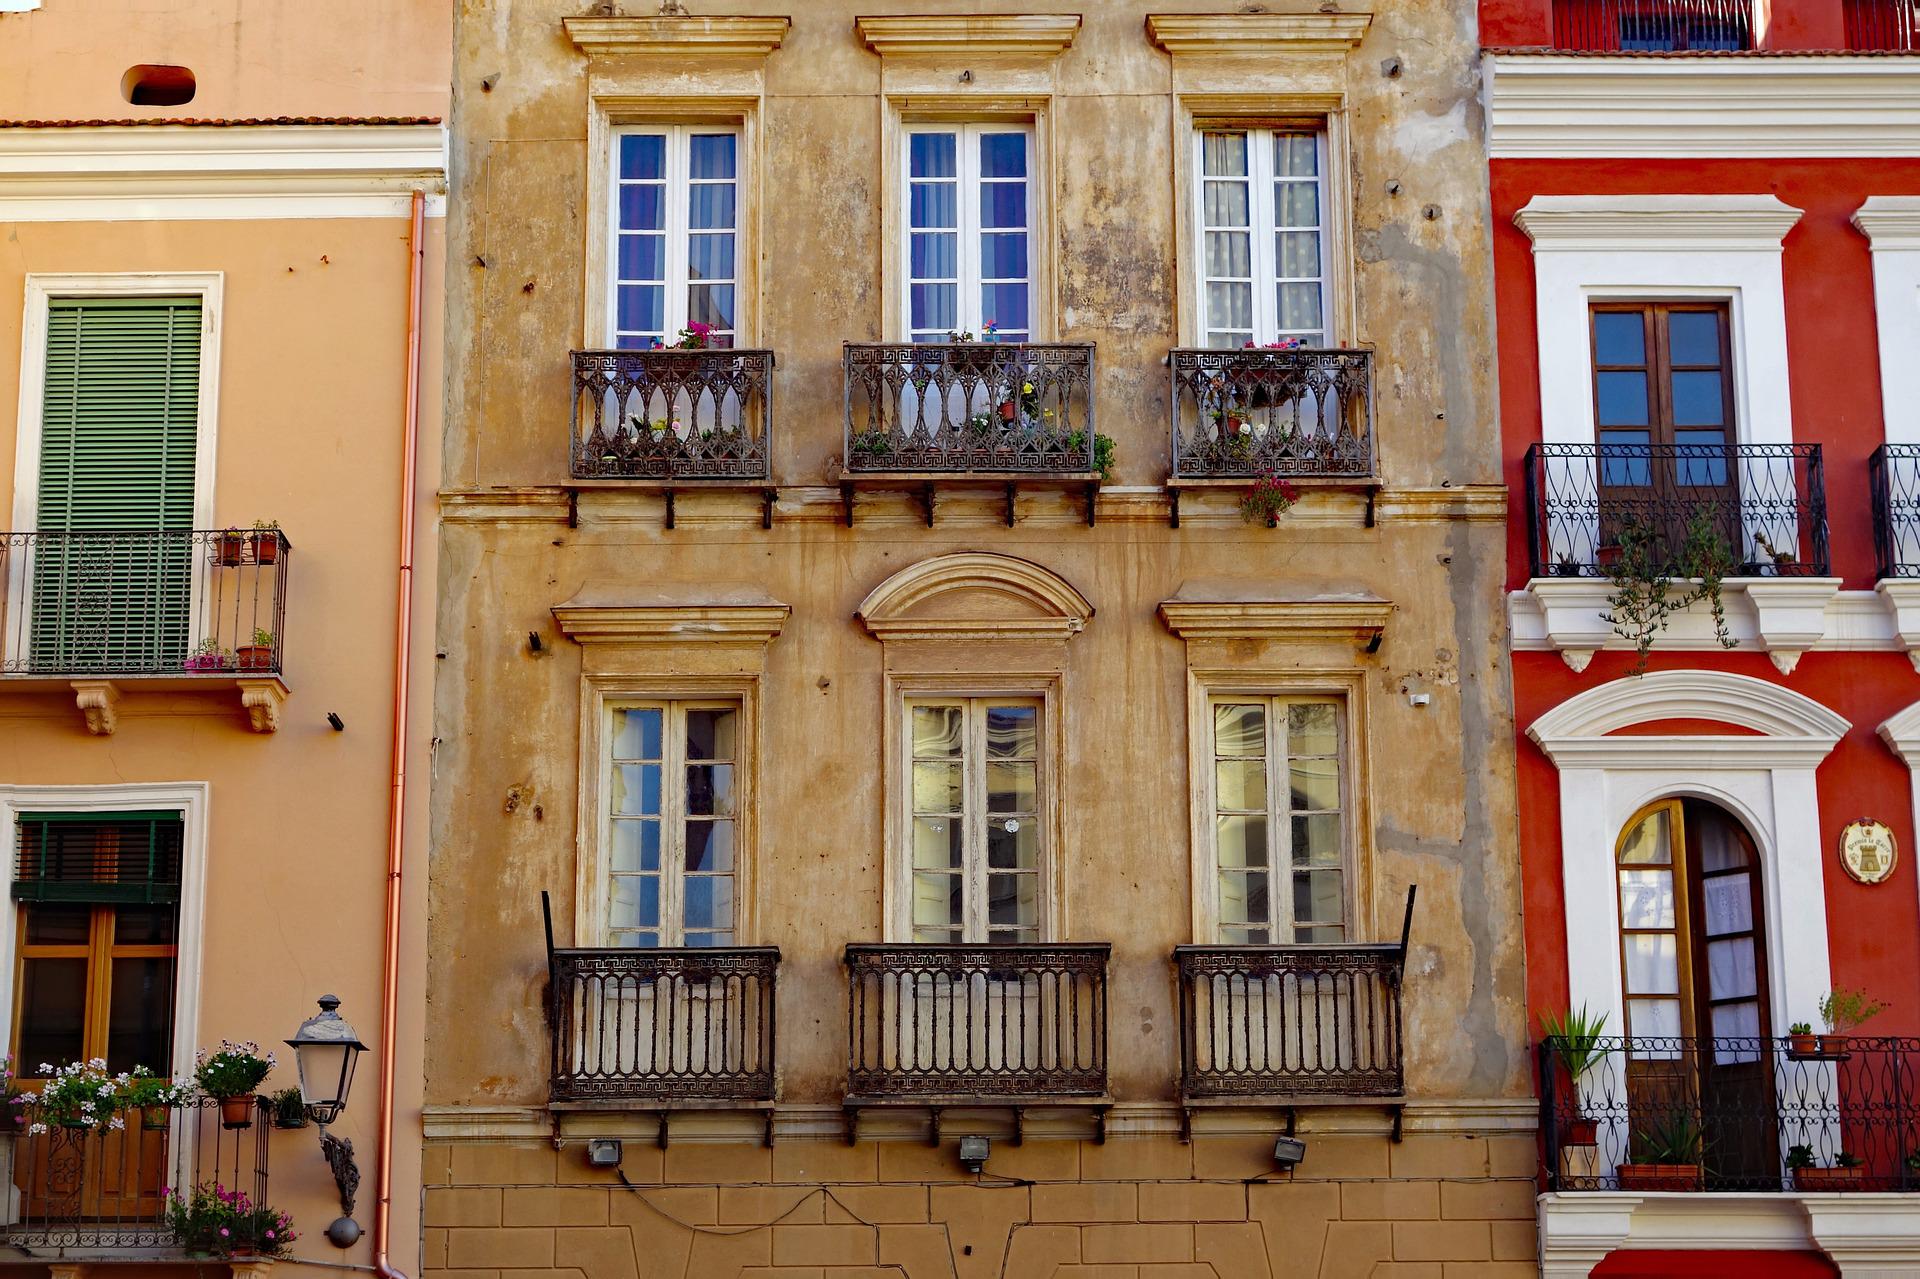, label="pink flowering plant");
[651,321,713,350]
[165,1182,296,1258]
[1239,472,1302,526]
[0,1057,27,1130]
[194,1041,275,1100]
